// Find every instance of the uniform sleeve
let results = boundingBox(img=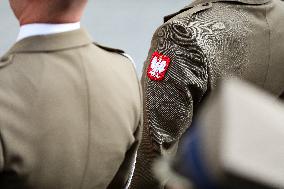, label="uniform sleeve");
[107,62,143,189]
[130,19,209,189]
